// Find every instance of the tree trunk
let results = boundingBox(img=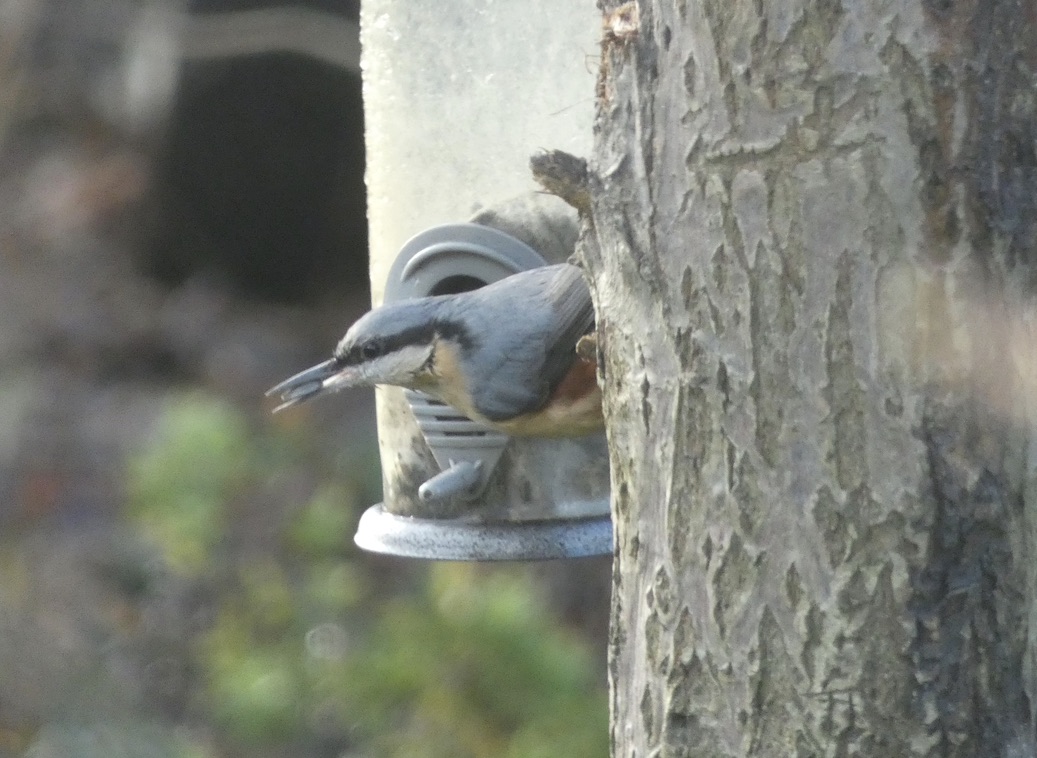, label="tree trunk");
[582,0,1037,755]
